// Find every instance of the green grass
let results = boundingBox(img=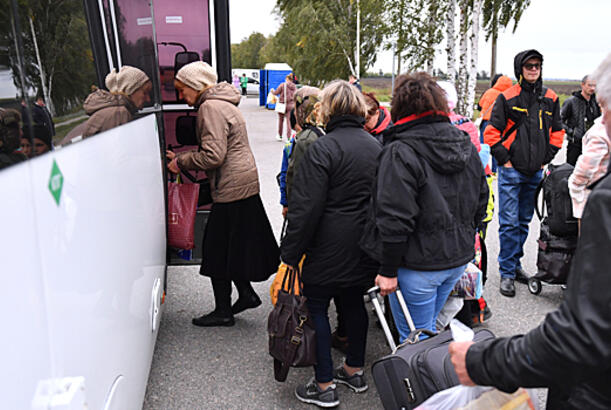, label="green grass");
[53,109,85,125]
[54,117,87,143]
[362,85,391,102]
